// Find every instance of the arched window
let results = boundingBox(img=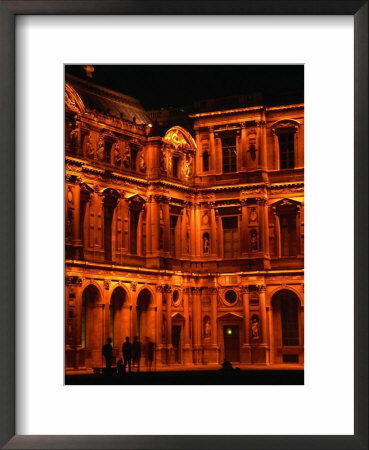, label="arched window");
[281,296,299,346]
[203,151,209,172]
